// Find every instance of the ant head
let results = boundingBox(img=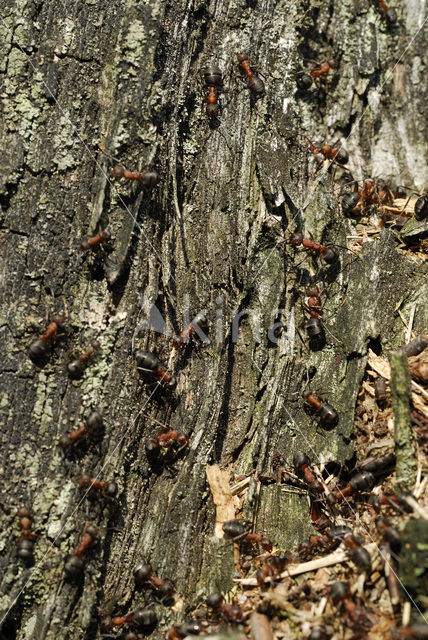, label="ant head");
[67,359,85,379]
[86,411,103,431]
[385,8,397,23]
[64,554,84,578]
[330,581,348,603]
[296,73,313,90]
[133,563,152,584]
